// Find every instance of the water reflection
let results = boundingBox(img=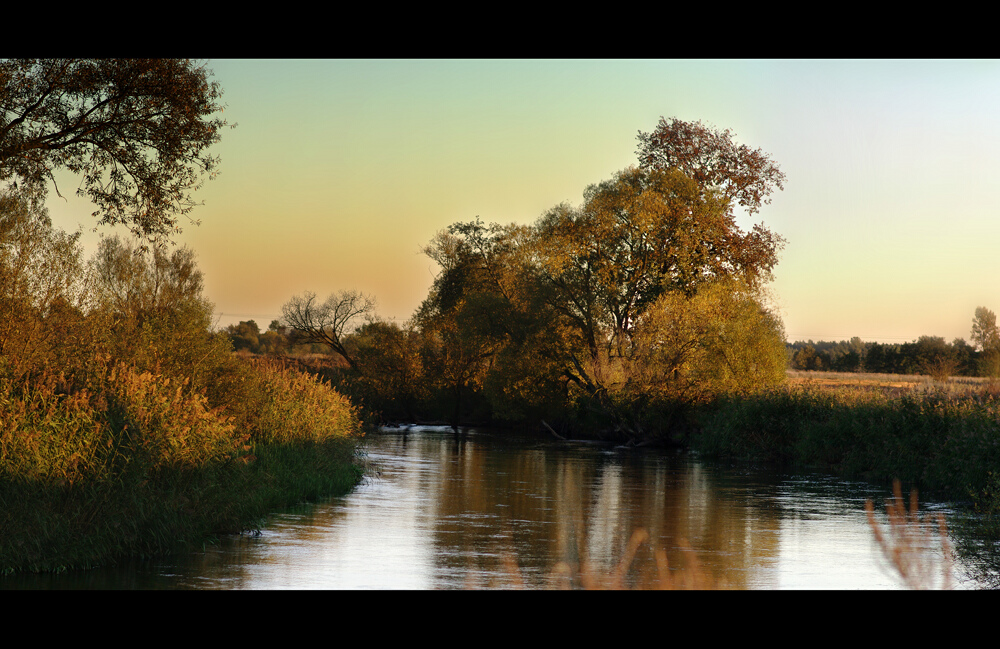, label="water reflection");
[0,426,980,589]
